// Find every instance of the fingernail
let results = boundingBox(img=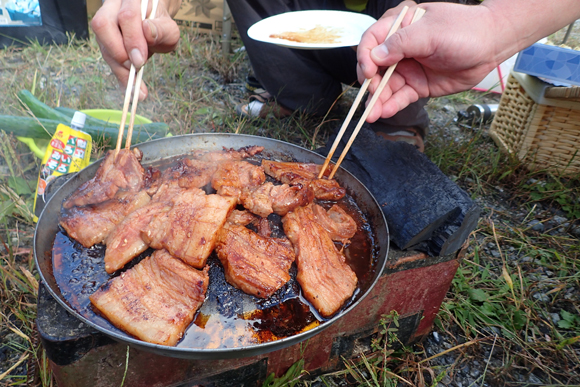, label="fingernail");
[129,48,144,68]
[139,89,146,101]
[371,44,389,60]
[145,20,157,41]
[123,60,131,70]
